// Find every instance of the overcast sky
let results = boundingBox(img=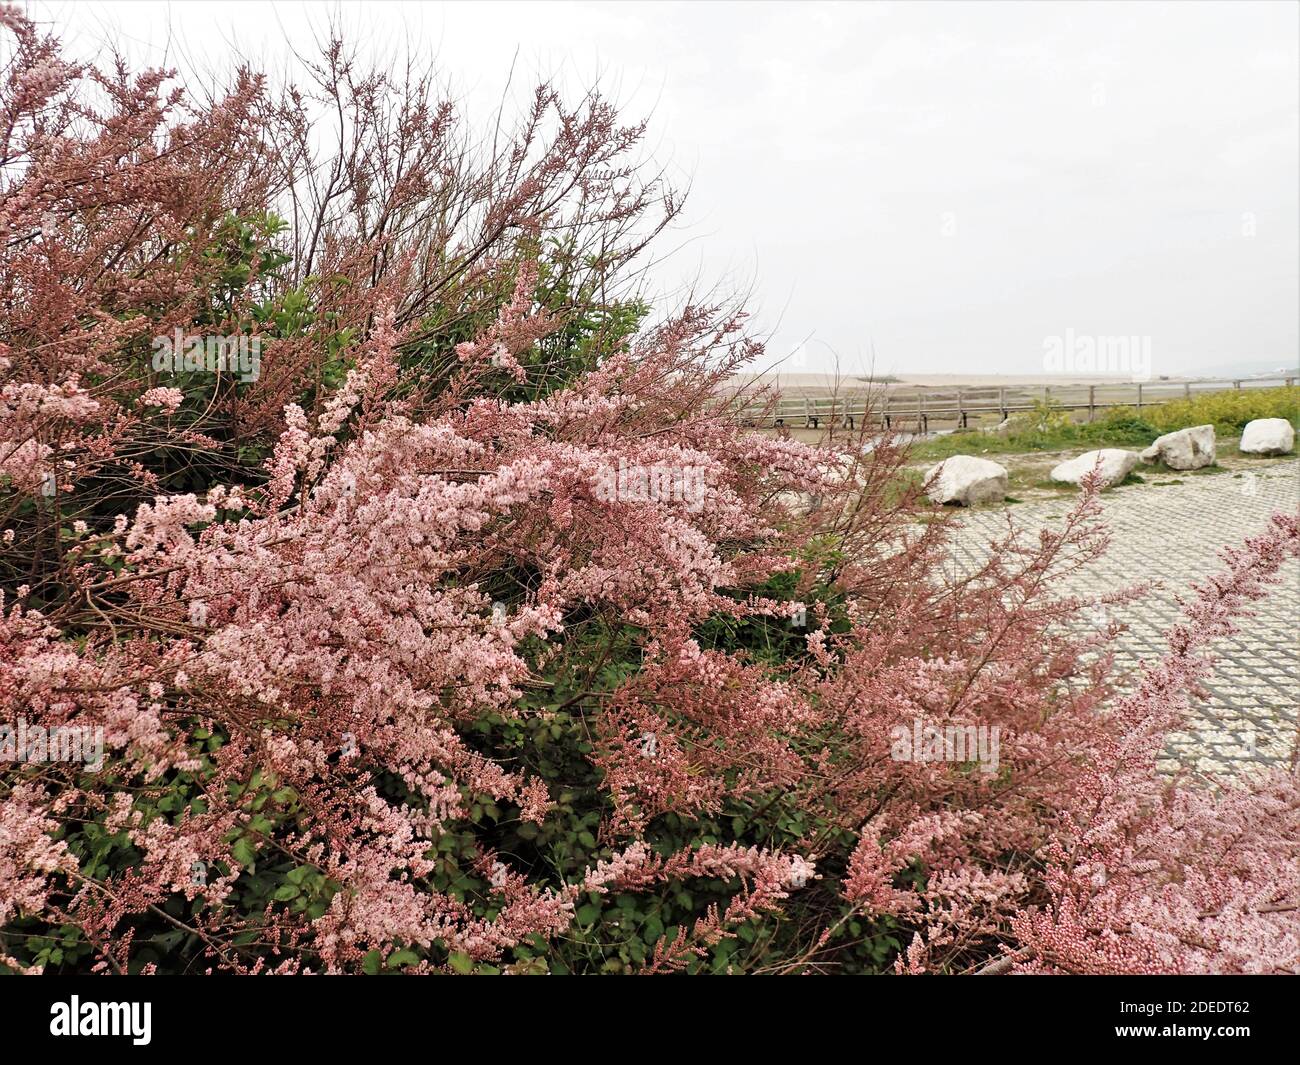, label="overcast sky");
[36,0,1300,377]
